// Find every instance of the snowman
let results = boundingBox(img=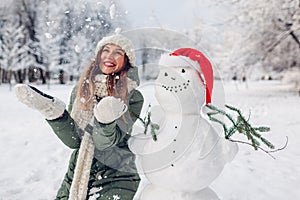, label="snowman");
[129,48,238,200]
